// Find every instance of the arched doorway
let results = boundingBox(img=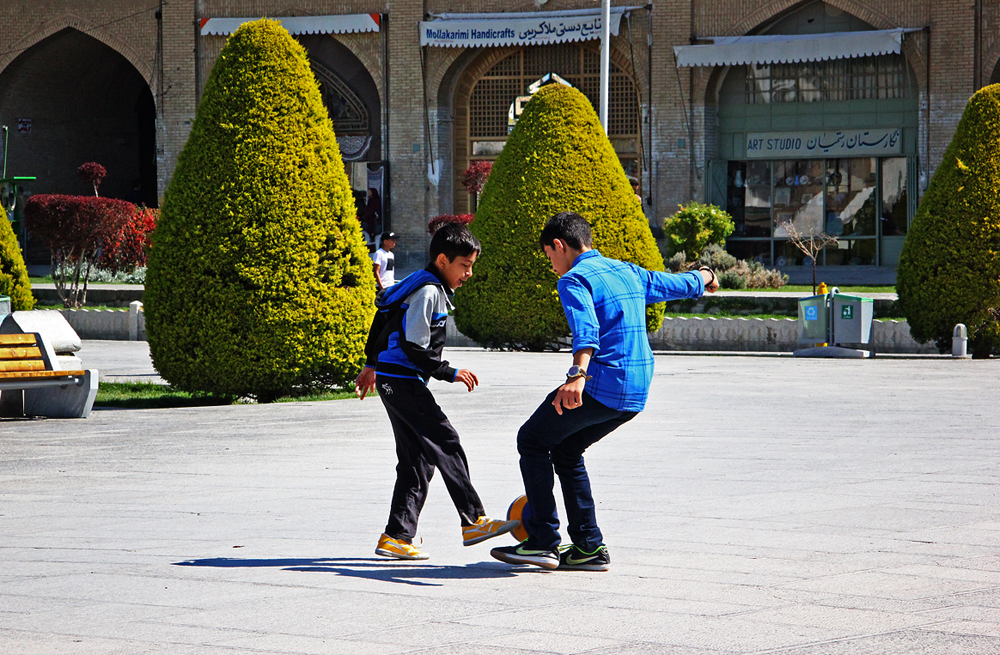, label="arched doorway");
[0,27,156,263]
[707,1,919,268]
[297,35,383,233]
[454,43,640,214]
